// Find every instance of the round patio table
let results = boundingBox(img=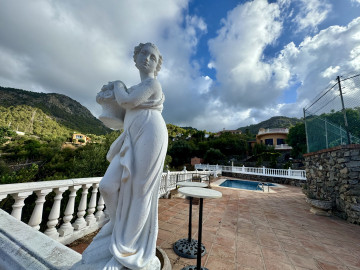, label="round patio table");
[178,187,222,270]
[173,182,208,259]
